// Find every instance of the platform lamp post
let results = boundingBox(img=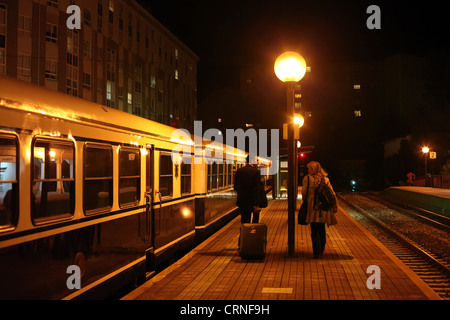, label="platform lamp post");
[274,51,307,257]
[422,146,429,186]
